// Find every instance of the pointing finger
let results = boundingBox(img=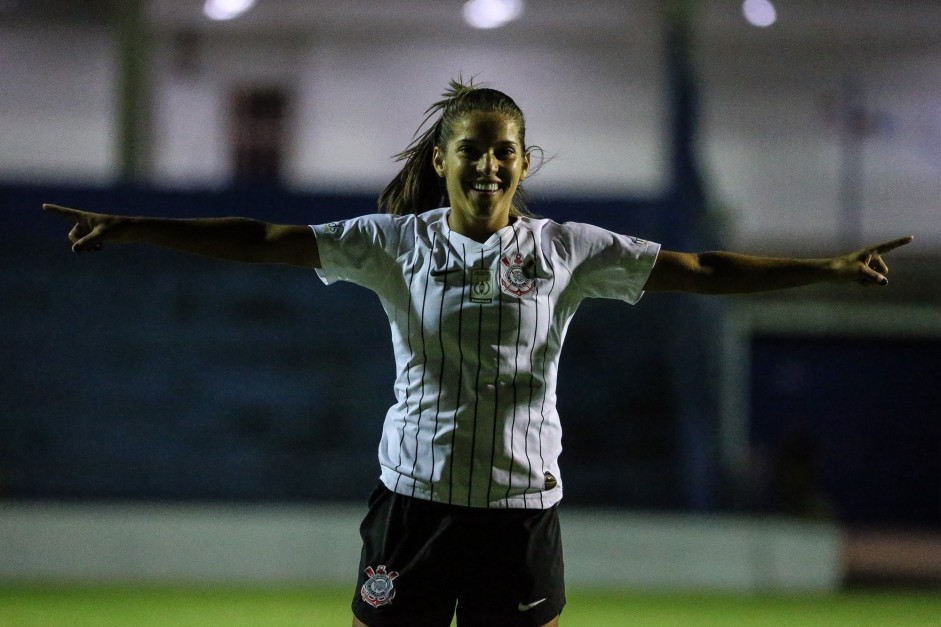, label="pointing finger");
[43,203,85,221]
[871,236,914,255]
